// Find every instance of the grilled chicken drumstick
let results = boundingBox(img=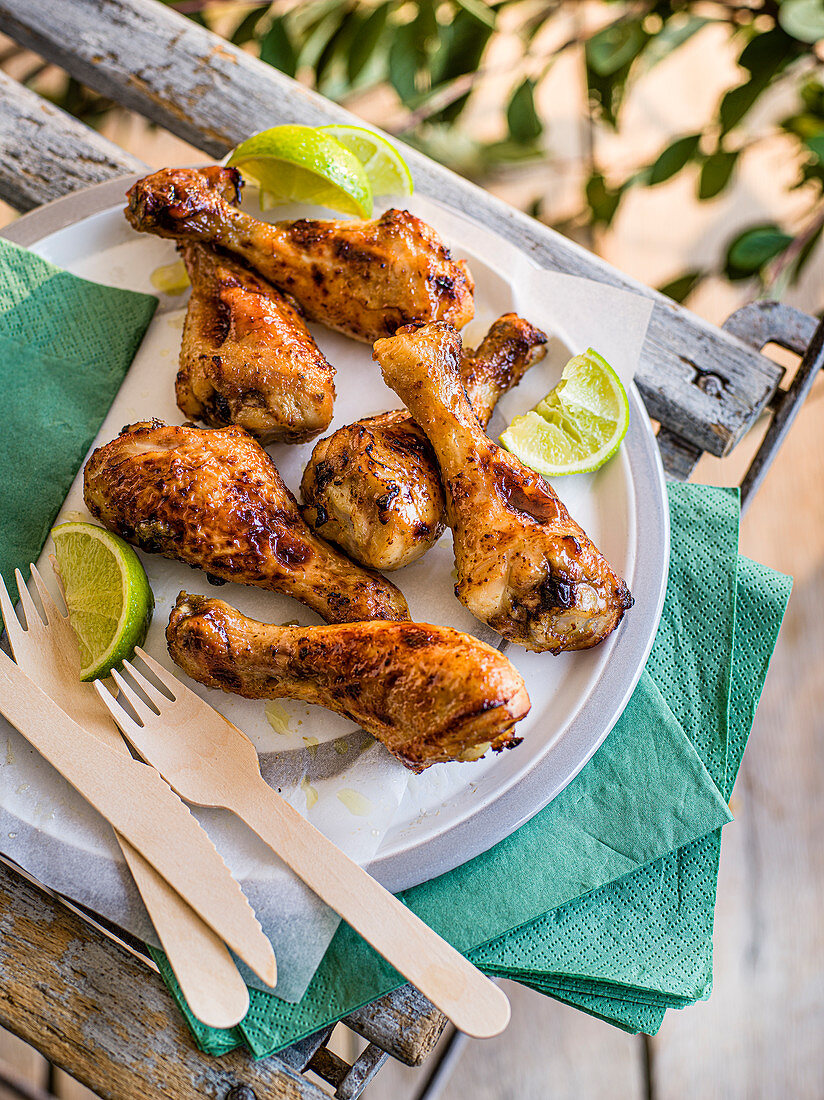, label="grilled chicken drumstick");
[84,421,409,624]
[177,242,335,444]
[126,167,475,342]
[167,592,530,771]
[374,323,633,653]
[301,313,548,571]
